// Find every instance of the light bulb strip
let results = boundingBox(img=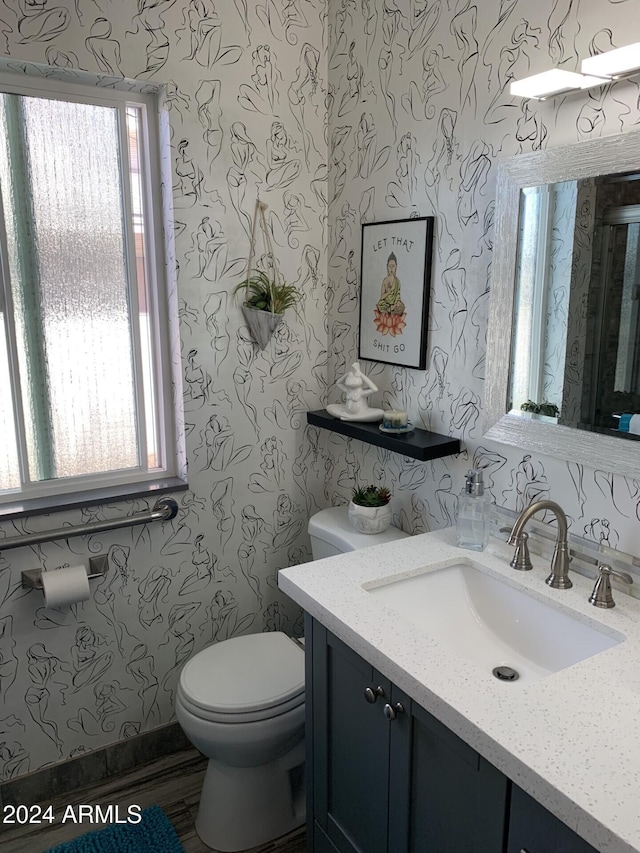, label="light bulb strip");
[511,41,640,100]
[581,42,640,80]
